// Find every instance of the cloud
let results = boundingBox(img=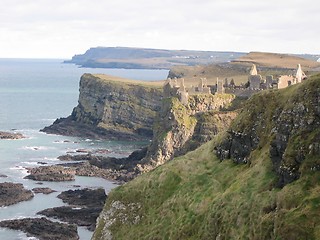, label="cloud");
[0,0,318,58]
